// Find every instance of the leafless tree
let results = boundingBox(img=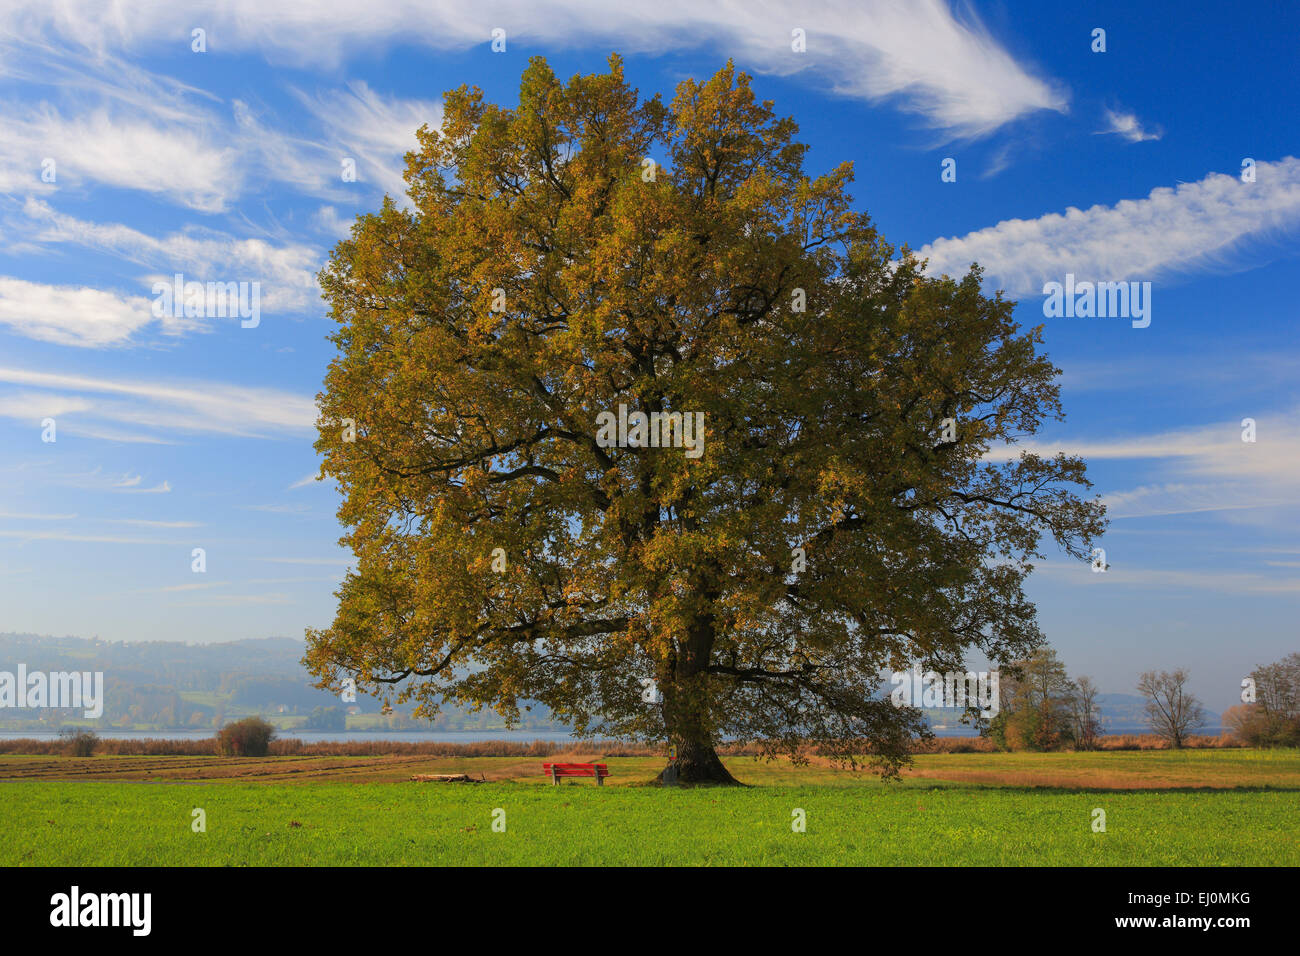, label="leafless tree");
[1252,652,1300,722]
[1070,675,1102,750]
[1137,669,1205,748]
